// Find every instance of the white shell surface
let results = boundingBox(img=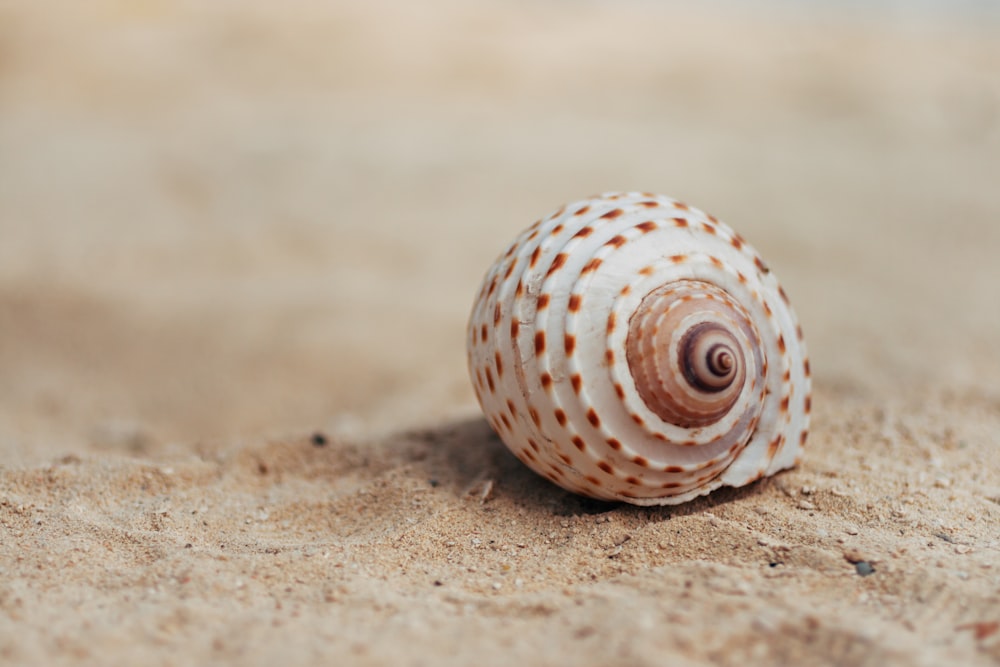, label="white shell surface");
[467,192,811,505]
